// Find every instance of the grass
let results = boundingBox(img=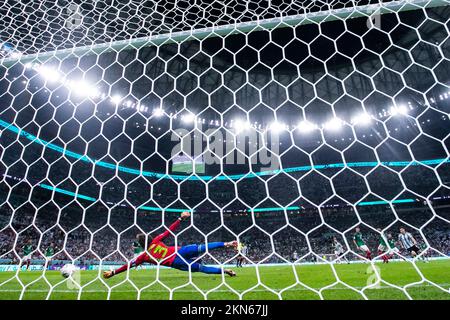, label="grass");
[0,260,448,300]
